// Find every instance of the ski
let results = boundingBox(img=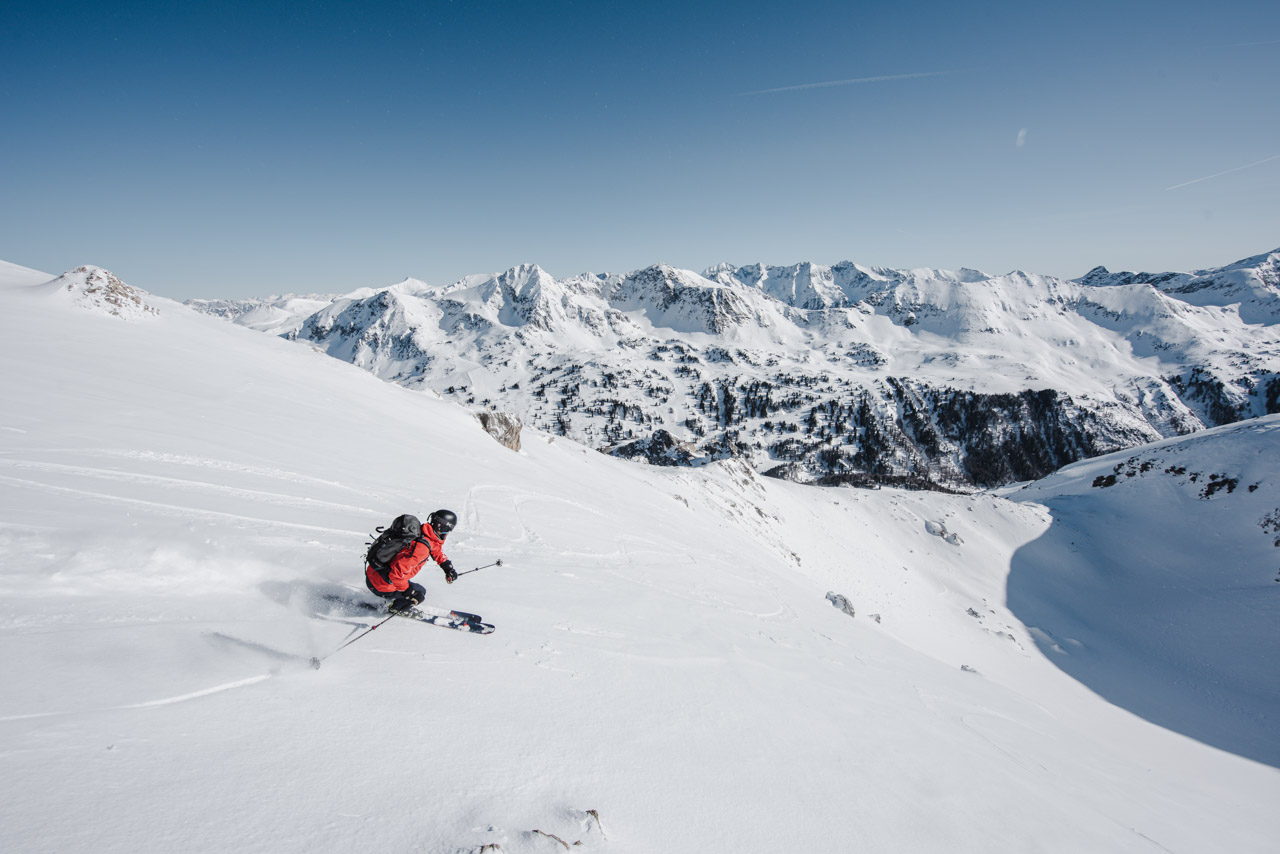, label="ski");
[321,585,494,633]
[390,604,495,634]
[428,606,483,624]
